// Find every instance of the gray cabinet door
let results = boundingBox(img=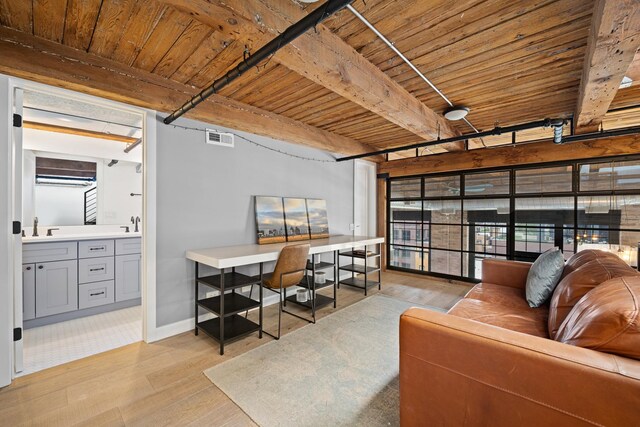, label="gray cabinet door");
[115,254,141,302]
[35,260,78,317]
[23,264,36,321]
